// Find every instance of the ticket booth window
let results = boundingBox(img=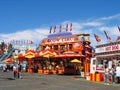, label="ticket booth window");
[96,60,104,69]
